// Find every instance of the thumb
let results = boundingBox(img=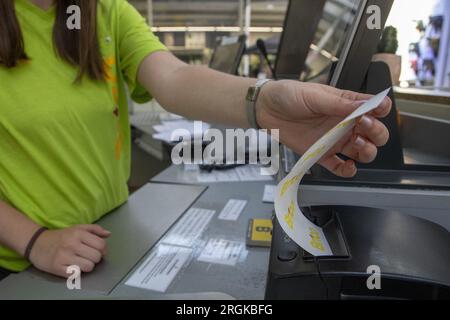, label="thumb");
[320,96,365,118]
[309,86,372,117]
